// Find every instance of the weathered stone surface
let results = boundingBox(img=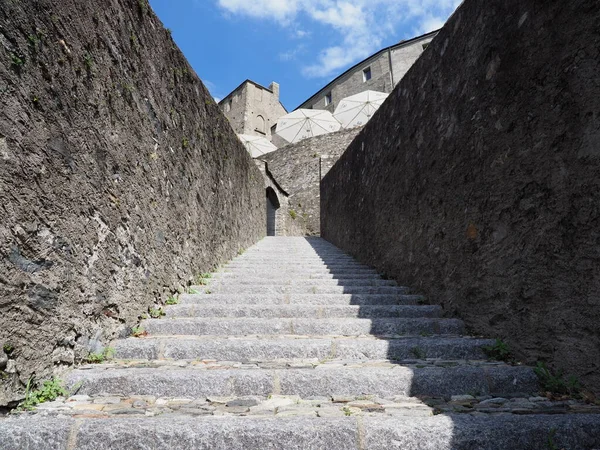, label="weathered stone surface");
[3,237,600,446]
[179,293,423,306]
[66,365,537,398]
[2,414,600,449]
[142,317,463,336]
[0,418,73,449]
[321,0,600,391]
[0,0,264,404]
[200,284,408,295]
[163,304,442,319]
[362,414,600,449]
[261,128,362,235]
[114,336,493,361]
